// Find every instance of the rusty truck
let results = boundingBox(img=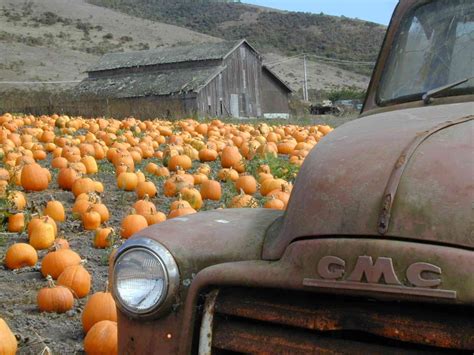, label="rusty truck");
[110,0,474,353]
